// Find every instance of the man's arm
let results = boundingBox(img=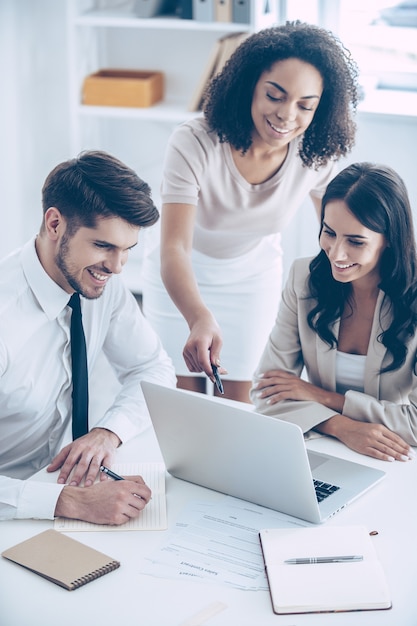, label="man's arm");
[0,470,151,524]
[0,474,64,521]
[93,279,177,441]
